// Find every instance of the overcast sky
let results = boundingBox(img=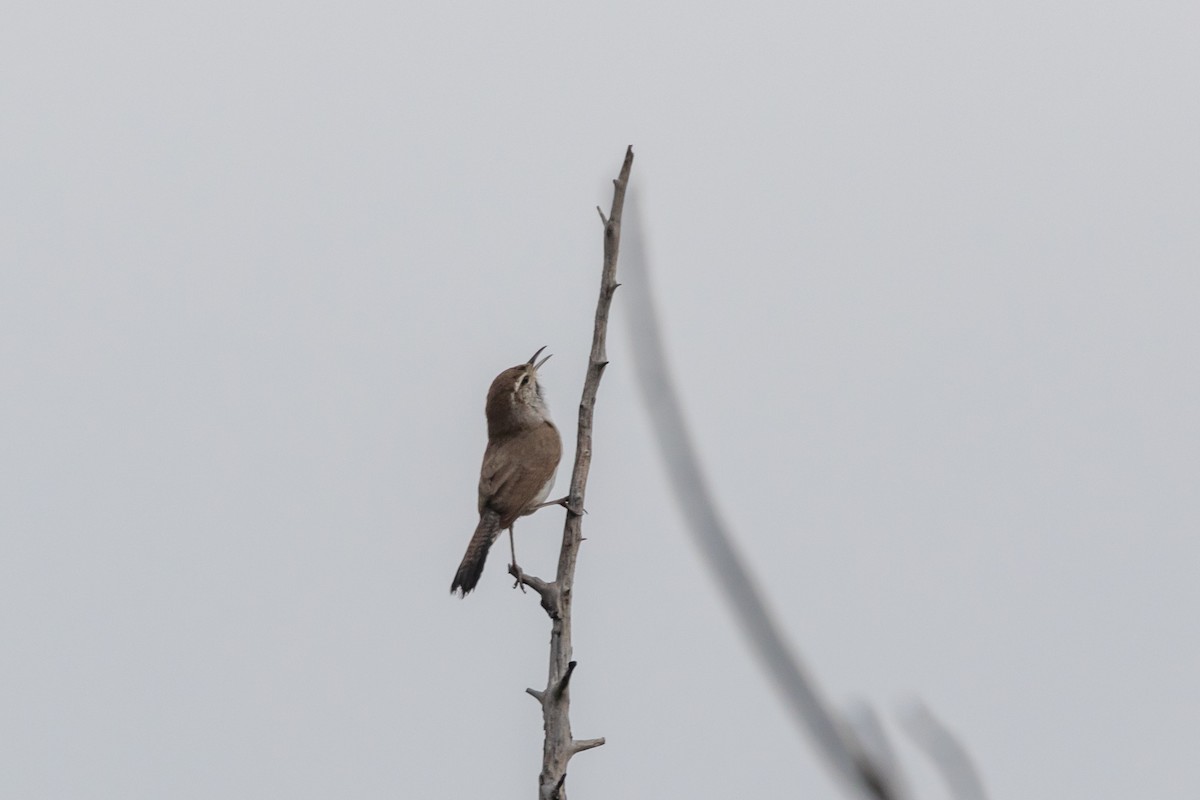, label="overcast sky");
[3,2,1198,799]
